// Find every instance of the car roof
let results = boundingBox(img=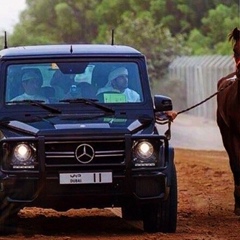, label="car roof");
[0,44,143,59]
